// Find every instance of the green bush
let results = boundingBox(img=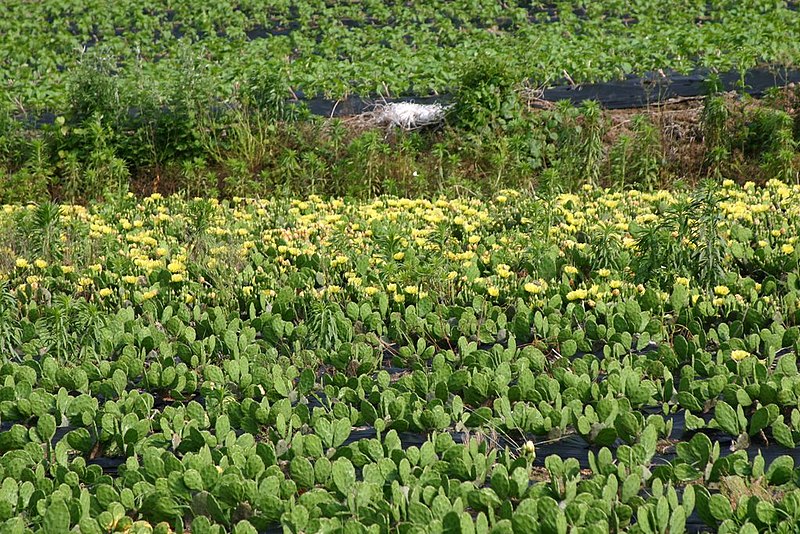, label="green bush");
[239,69,305,122]
[58,47,219,190]
[0,93,32,184]
[1,137,50,203]
[452,54,520,132]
